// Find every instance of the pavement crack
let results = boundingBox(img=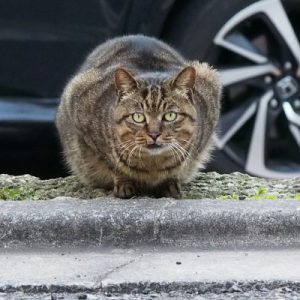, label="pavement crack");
[98,254,143,284]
